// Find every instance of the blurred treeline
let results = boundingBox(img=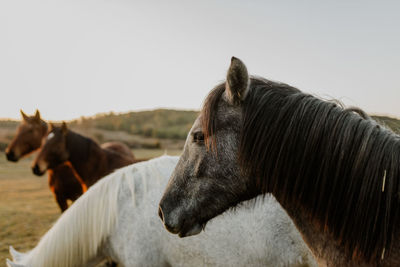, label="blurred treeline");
[0,110,399,152]
[69,109,198,140]
[373,116,400,133]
